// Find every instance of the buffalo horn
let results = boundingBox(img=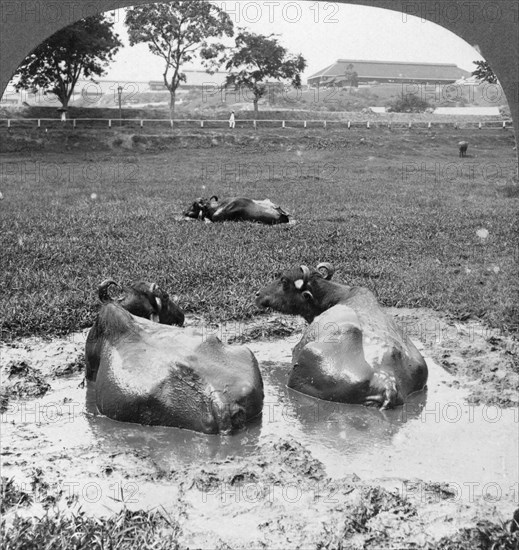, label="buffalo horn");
[316,262,335,280]
[98,279,119,303]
